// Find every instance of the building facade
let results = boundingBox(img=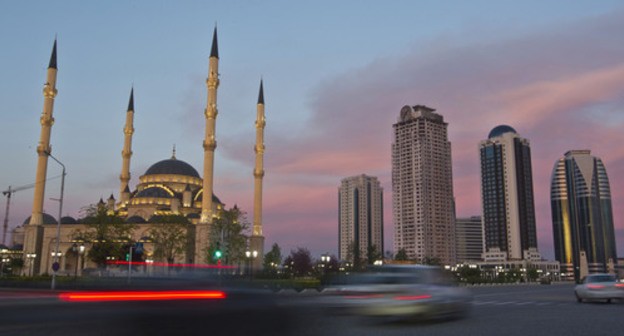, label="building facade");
[19,31,267,275]
[455,216,483,262]
[338,174,384,262]
[392,105,455,265]
[479,125,538,261]
[551,150,617,280]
